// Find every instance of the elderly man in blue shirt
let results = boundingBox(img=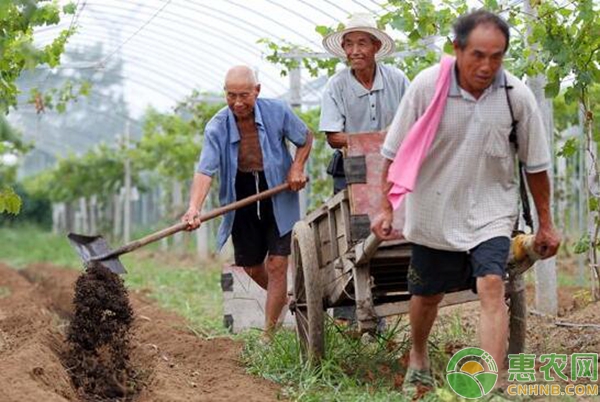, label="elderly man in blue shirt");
[183,65,313,335]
